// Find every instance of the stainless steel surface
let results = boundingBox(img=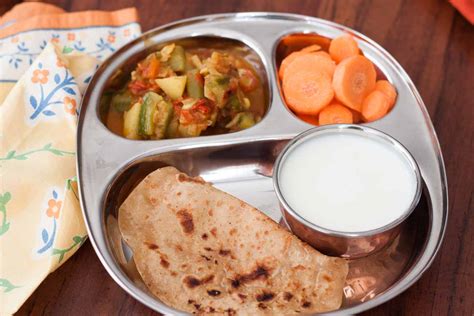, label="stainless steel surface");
[273,125,422,258]
[77,12,448,315]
